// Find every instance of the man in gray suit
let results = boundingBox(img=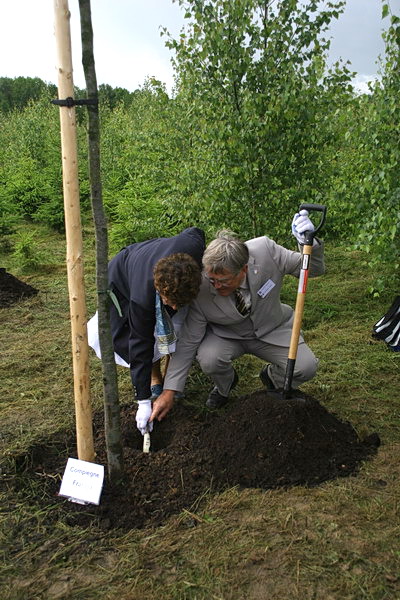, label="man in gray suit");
[150,211,325,424]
